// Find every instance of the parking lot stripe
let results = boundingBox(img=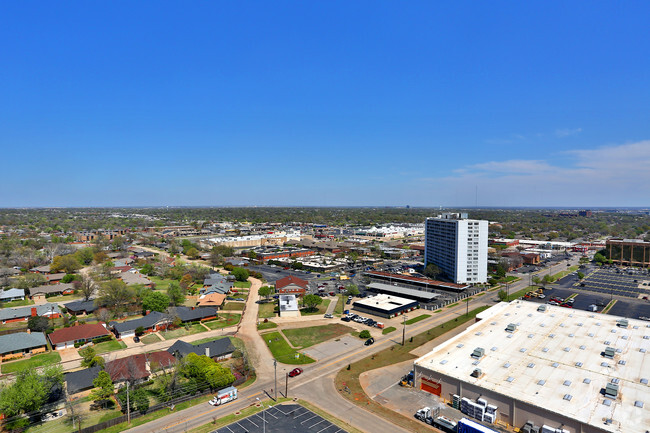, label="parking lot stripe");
[301,415,319,425]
